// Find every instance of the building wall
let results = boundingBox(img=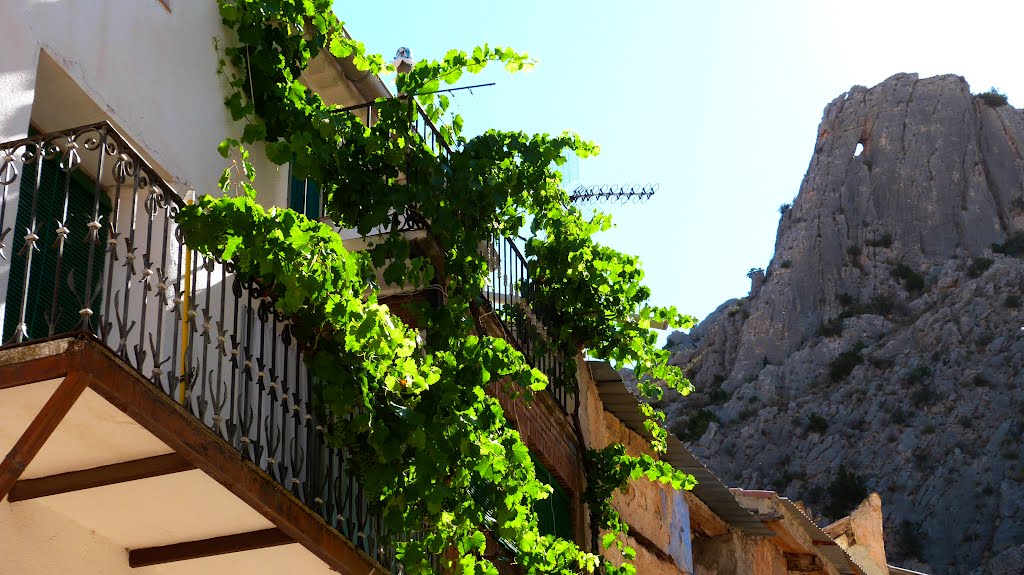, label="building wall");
[575,358,694,573]
[487,350,697,572]
[0,1,283,198]
[691,532,790,575]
